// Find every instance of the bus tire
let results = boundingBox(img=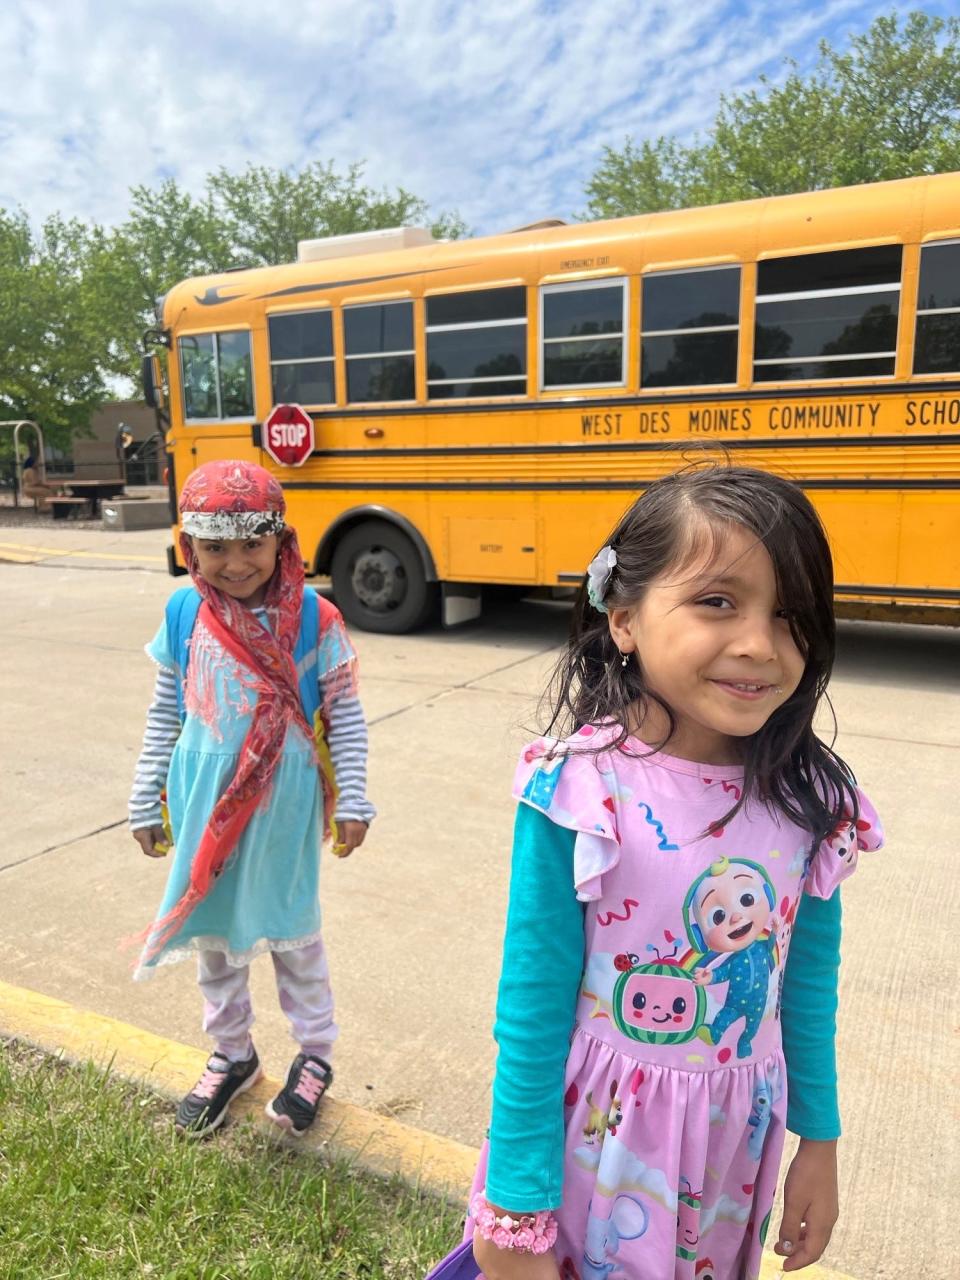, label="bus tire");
[330,521,437,634]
